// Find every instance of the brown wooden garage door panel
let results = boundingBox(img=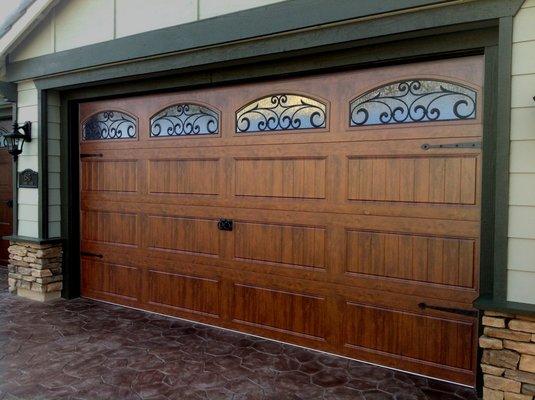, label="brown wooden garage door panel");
[0,160,10,187]
[79,56,484,385]
[347,155,478,205]
[343,302,474,371]
[148,158,220,195]
[147,270,220,318]
[0,204,9,228]
[232,284,326,341]
[81,160,138,193]
[234,157,326,199]
[234,221,326,269]
[346,230,475,288]
[81,210,138,247]
[81,259,140,301]
[146,215,220,257]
